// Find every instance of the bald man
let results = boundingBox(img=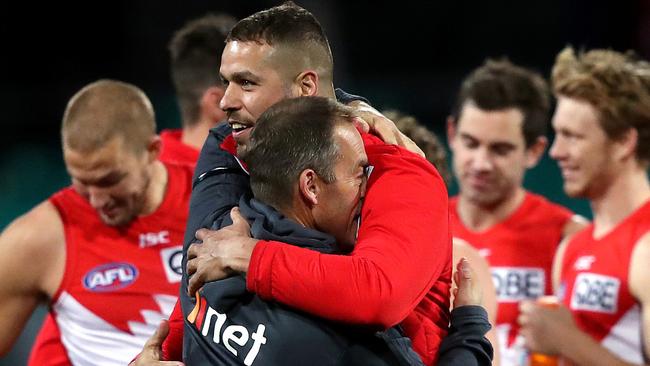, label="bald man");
[0,80,194,366]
